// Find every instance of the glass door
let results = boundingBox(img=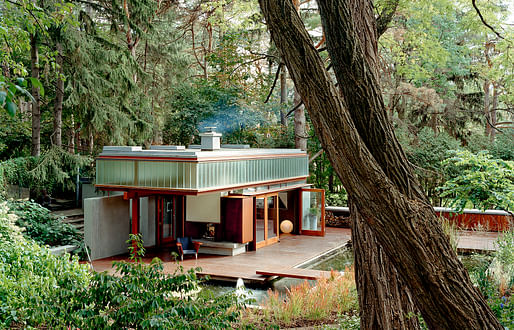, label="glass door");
[299,188,325,236]
[157,196,176,245]
[256,197,266,247]
[255,193,279,249]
